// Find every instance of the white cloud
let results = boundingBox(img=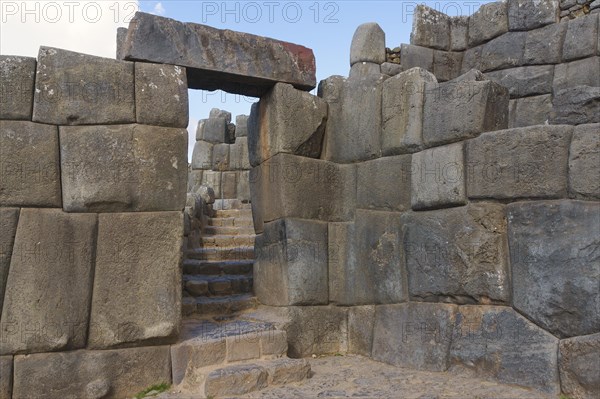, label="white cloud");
[152,2,165,16]
[0,0,139,58]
